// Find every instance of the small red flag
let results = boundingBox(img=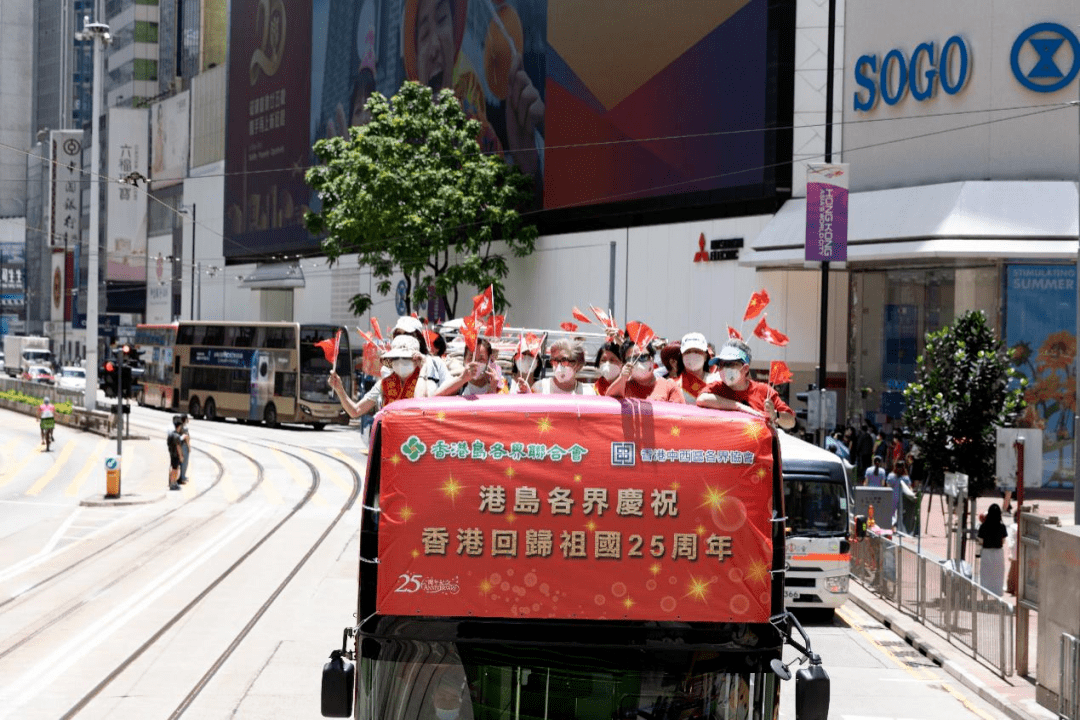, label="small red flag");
[422,328,440,352]
[370,317,384,341]
[743,289,770,322]
[754,315,790,347]
[460,315,479,353]
[361,342,381,376]
[571,306,592,324]
[625,321,655,352]
[769,360,793,386]
[484,314,505,338]
[472,285,495,319]
[727,326,743,340]
[356,327,375,345]
[315,330,342,370]
[590,305,617,330]
[516,332,542,360]
[560,321,578,333]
